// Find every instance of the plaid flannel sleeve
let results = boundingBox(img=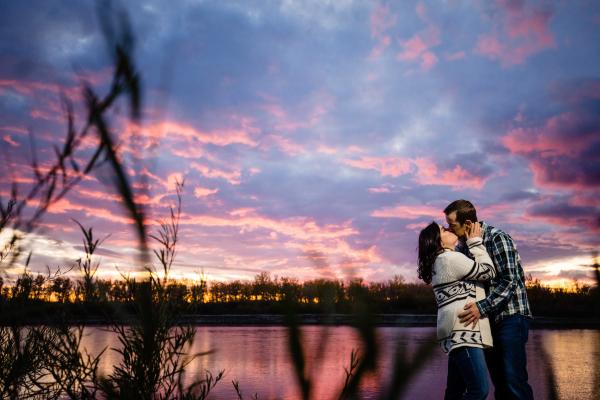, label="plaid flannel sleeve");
[475,232,518,317]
